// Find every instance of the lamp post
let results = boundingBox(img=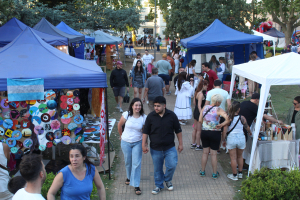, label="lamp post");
[154,0,156,61]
